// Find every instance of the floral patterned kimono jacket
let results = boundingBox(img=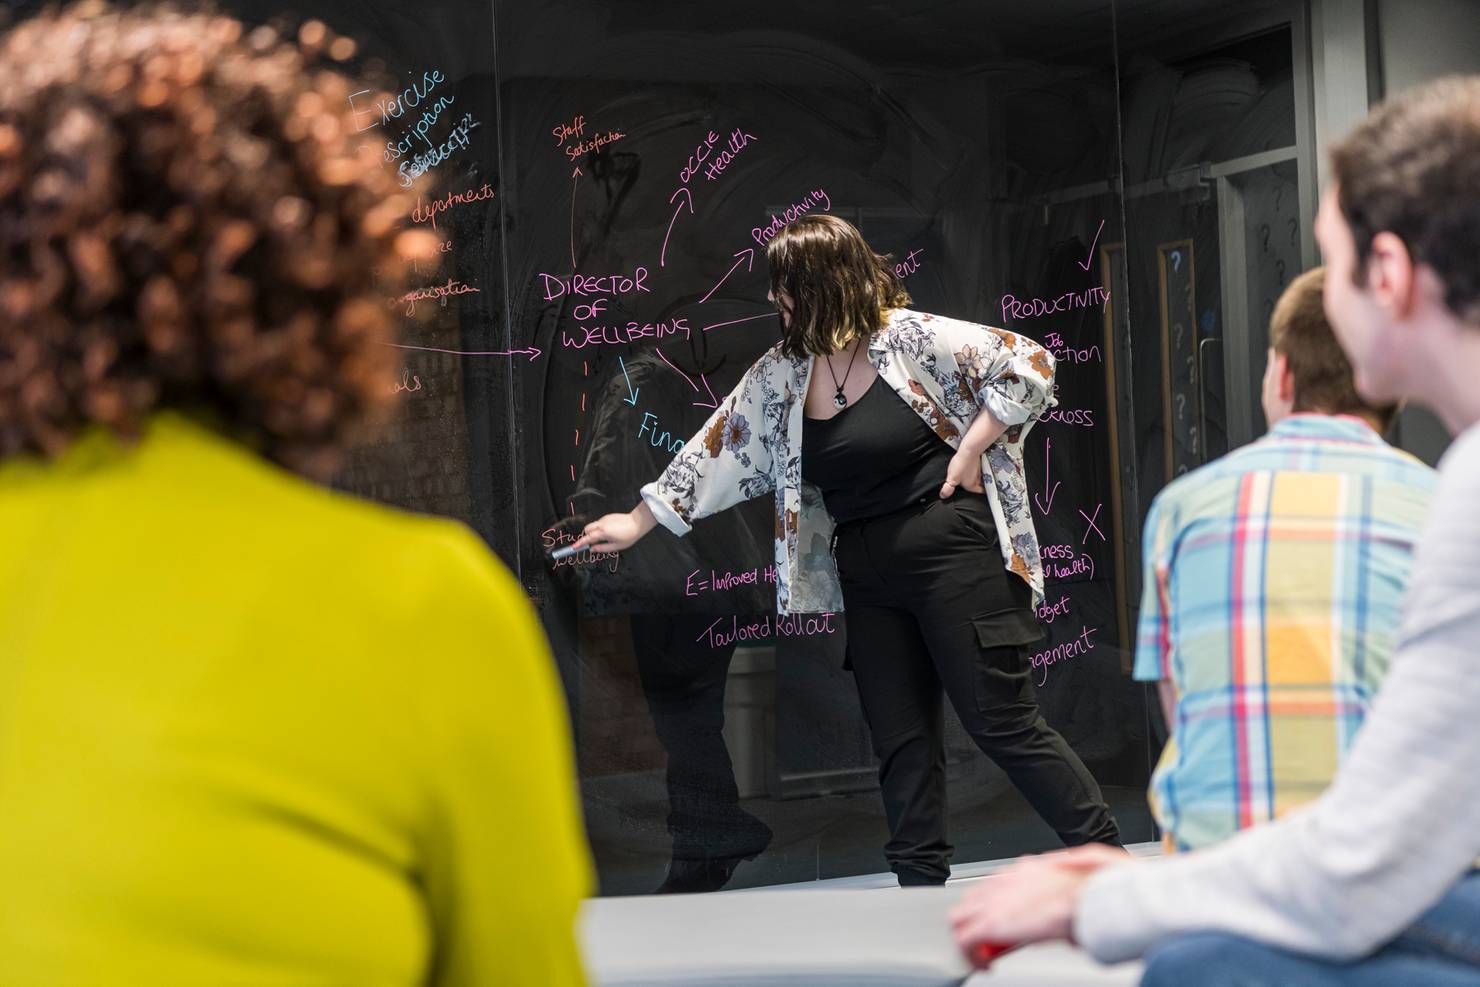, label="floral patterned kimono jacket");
[640,308,1057,614]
